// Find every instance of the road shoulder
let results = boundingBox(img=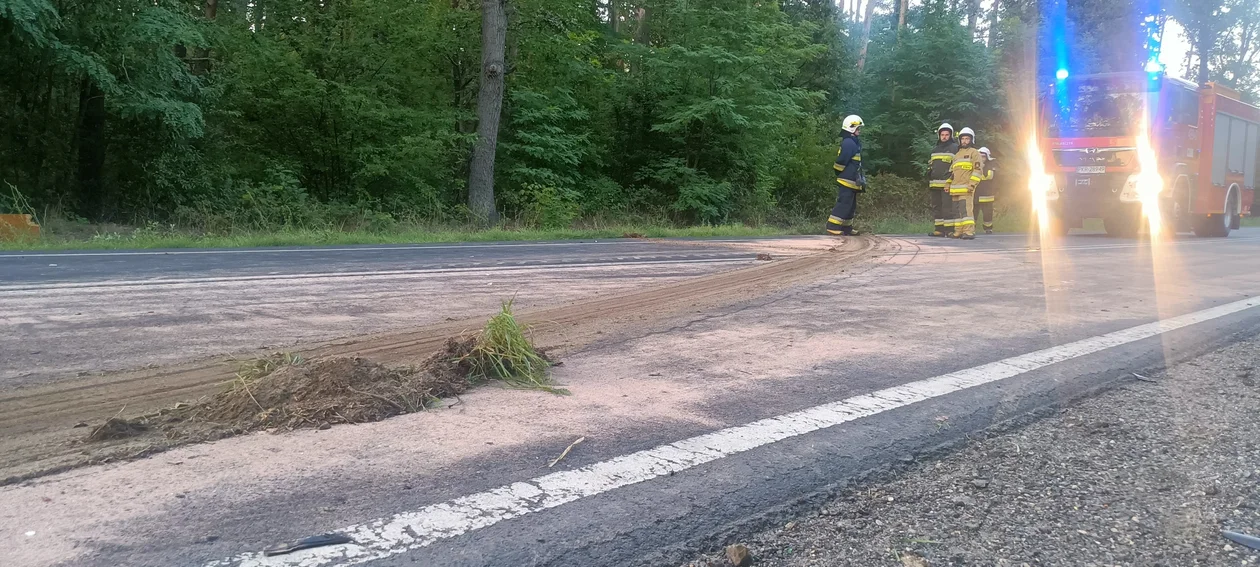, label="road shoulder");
[683,333,1260,567]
